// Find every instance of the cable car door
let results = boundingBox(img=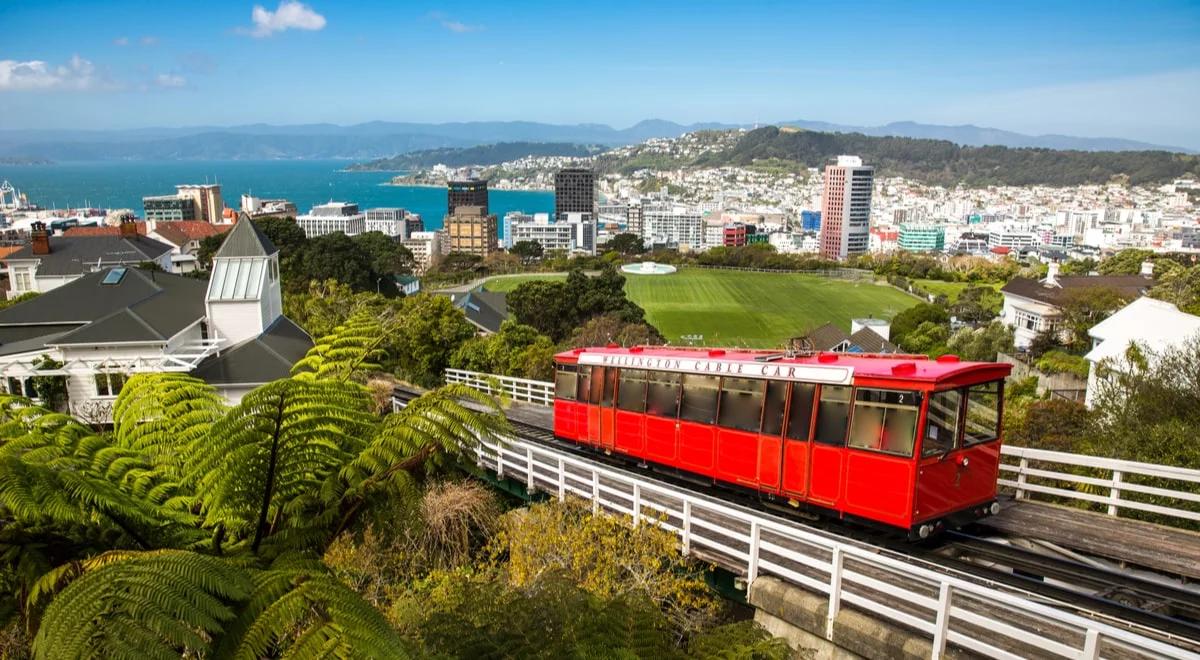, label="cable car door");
[589,366,618,450]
